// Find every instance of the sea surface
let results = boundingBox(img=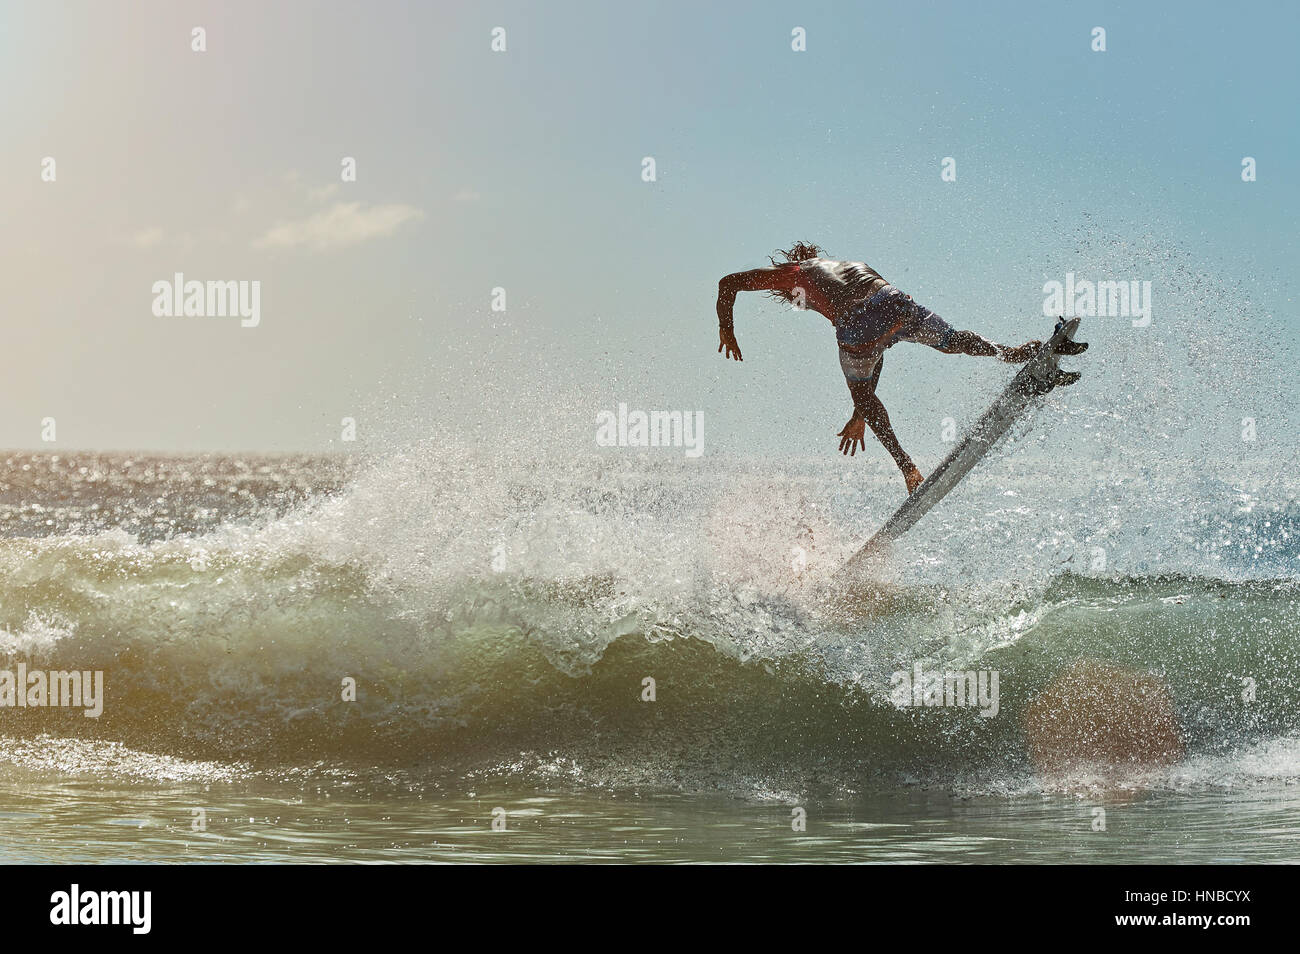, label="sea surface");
[0,444,1296,863]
